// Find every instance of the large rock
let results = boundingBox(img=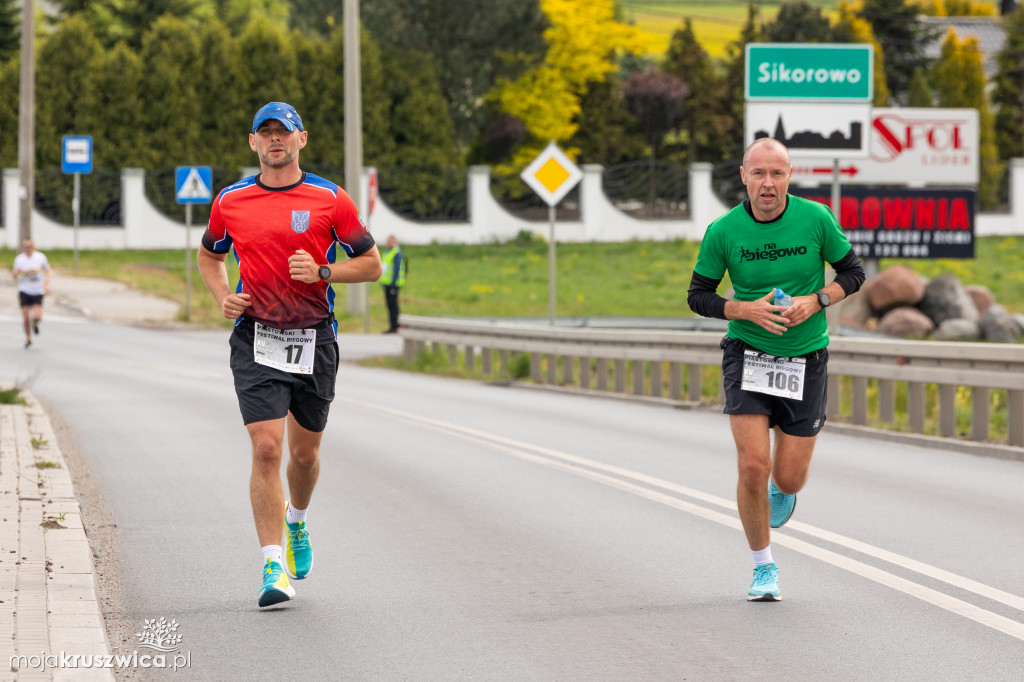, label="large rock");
[979,304,1022,343]
[931,318,981,342]
[834,290,873,327]
[862,265,925,315]
[877,306,935,339]
[965,285,995,317]
[917,273,979,325]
